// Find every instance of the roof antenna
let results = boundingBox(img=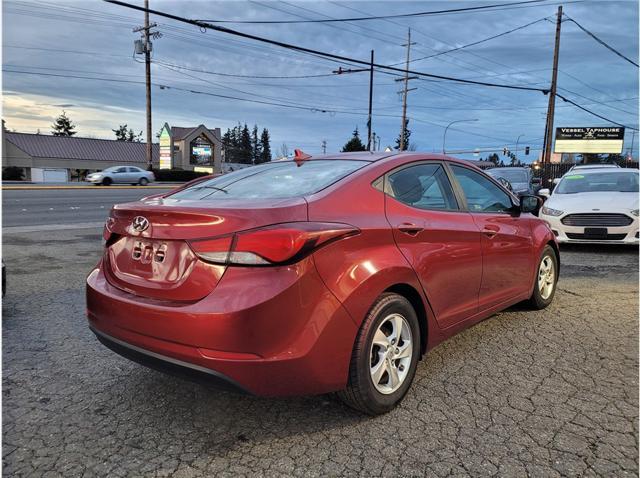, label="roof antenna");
[294,149,312,166]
